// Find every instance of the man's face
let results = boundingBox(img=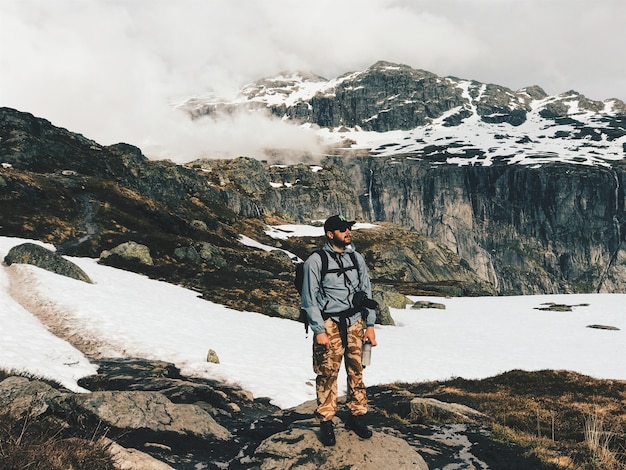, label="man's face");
[328,226,352,248]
